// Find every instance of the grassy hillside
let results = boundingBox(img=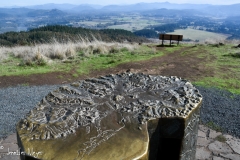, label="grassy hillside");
[193,43,240,94]
[0,40,164,76]
[0,25,148,46]
[1,39,240,94]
